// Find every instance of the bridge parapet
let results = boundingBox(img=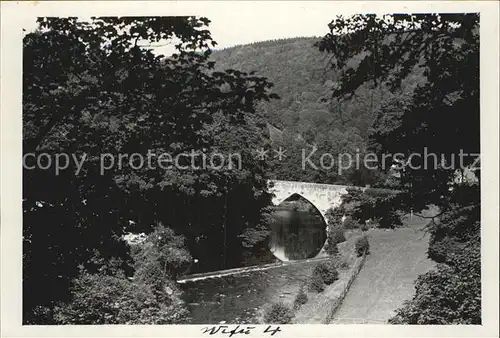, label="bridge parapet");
[268,180,366,221]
